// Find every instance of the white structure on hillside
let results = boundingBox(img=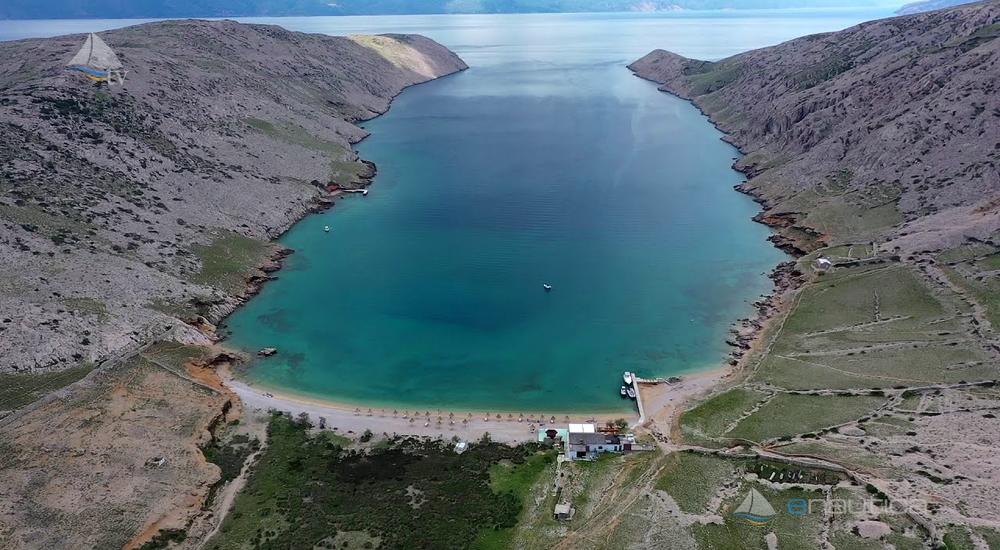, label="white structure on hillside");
[66,32,127,86]
[814,257,833,272]
[565,423,624,460]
